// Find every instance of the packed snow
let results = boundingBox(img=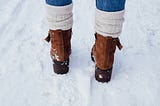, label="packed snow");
[0,0,160,106]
